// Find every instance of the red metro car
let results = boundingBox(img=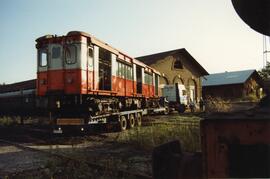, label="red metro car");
[36,31,160,98]
[35,31,165,132]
